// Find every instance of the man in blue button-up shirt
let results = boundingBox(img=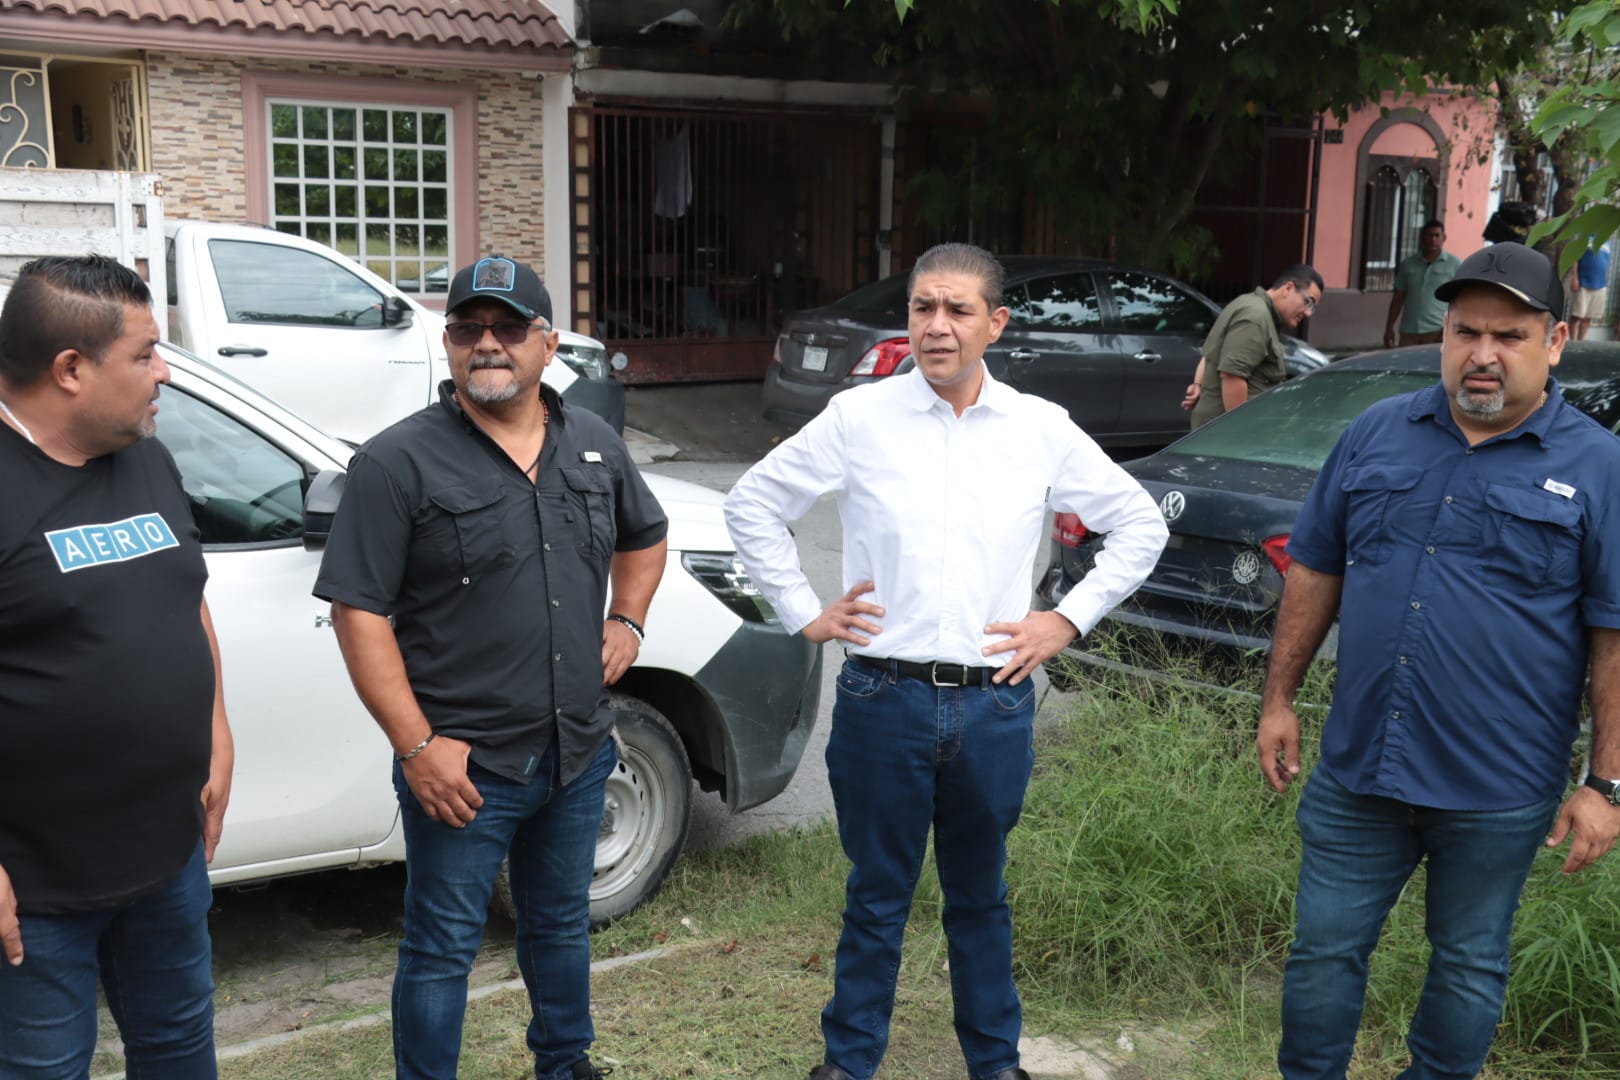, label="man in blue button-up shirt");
[1257,242,1620,1079]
